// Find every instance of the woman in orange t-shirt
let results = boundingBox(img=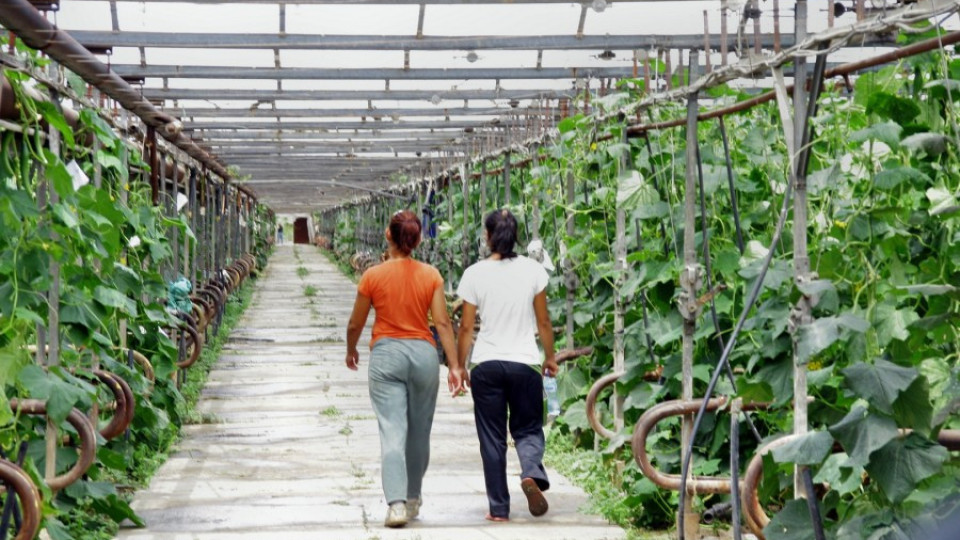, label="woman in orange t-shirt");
[345,210,465,529]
